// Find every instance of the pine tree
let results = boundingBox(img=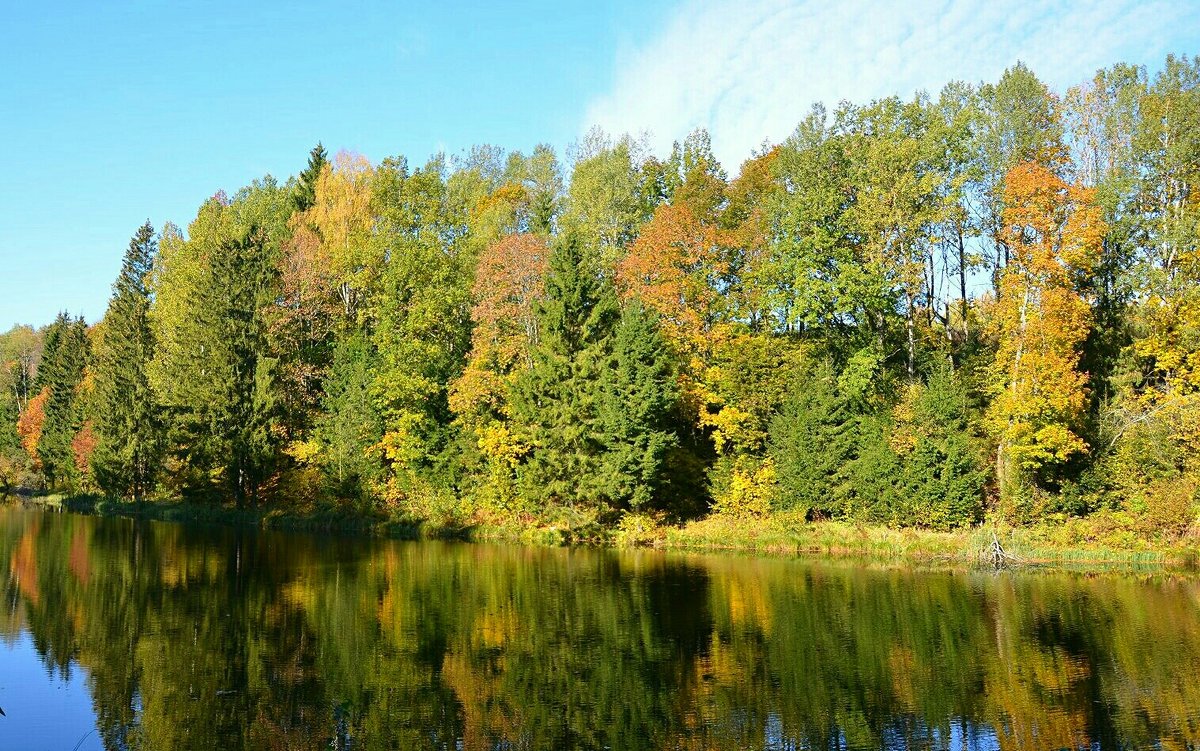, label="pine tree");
[200,227,279,506]
[891,367,987,529]
[317,331,383,492]
[769,361,859,518]
[34,313,90,488]
[596,302,679,510]
[292,142,328,213]
[165,224,279,506]
[92,221,162,500]
[511,232,618,515]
